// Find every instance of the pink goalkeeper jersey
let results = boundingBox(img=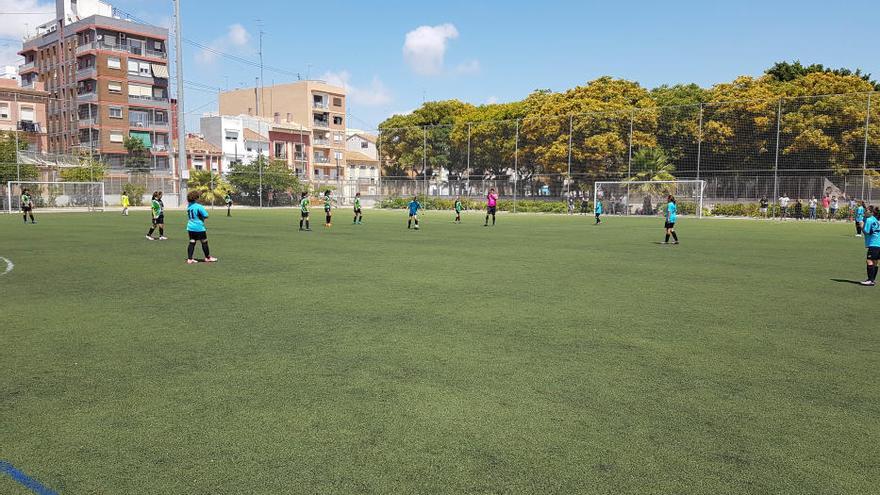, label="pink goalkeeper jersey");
[487,194,498,207]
